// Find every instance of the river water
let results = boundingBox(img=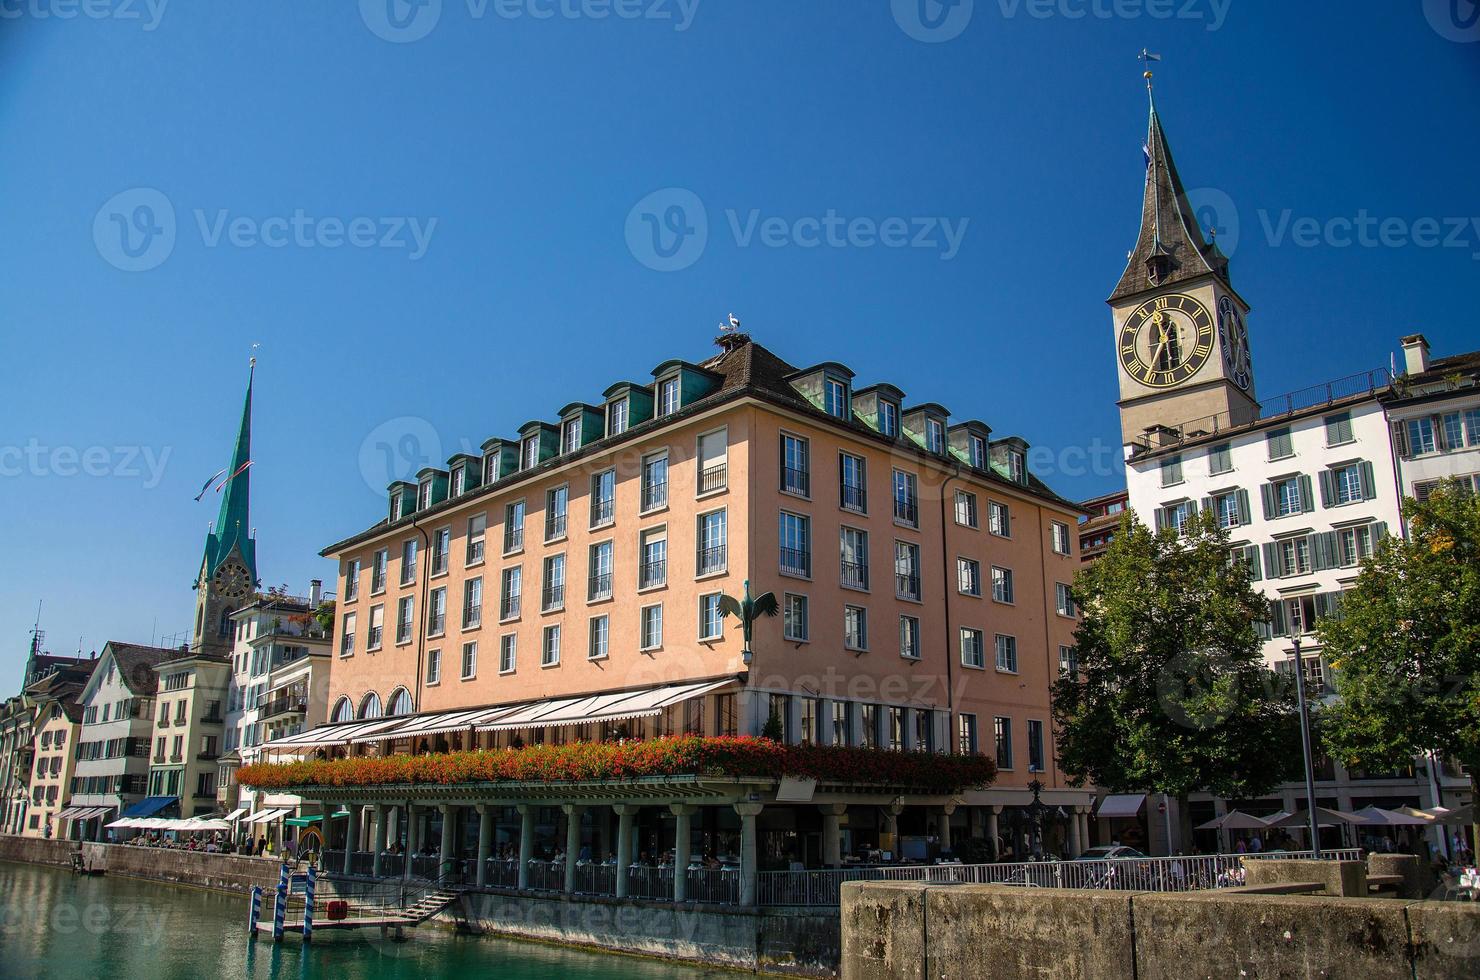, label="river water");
[0,861,732,979]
